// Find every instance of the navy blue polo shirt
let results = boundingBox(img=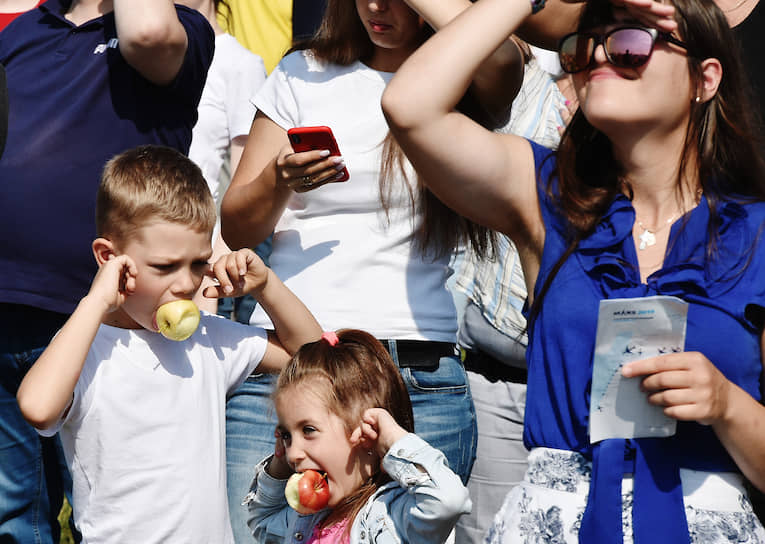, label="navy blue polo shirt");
[0,1,214,315]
